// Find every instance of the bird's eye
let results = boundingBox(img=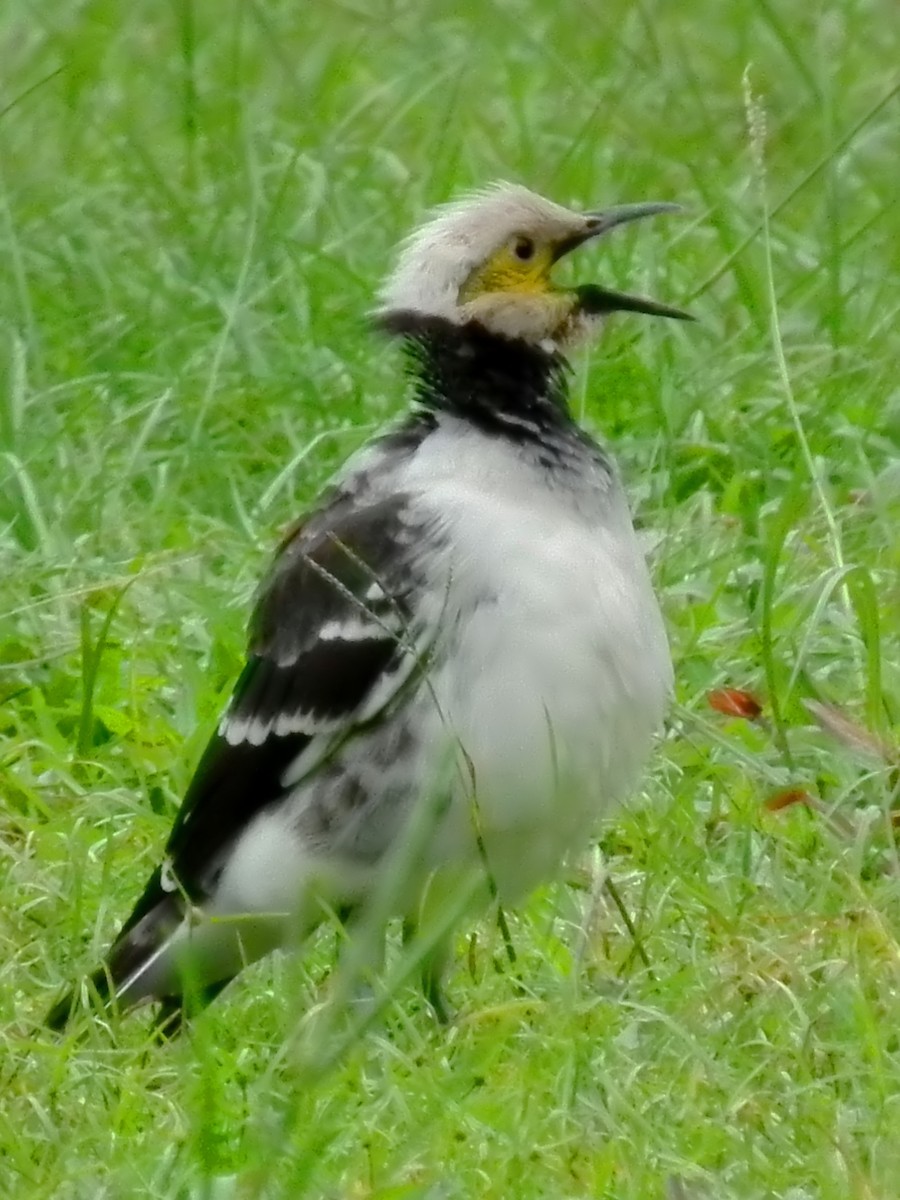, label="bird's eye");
[512,236,536,261]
